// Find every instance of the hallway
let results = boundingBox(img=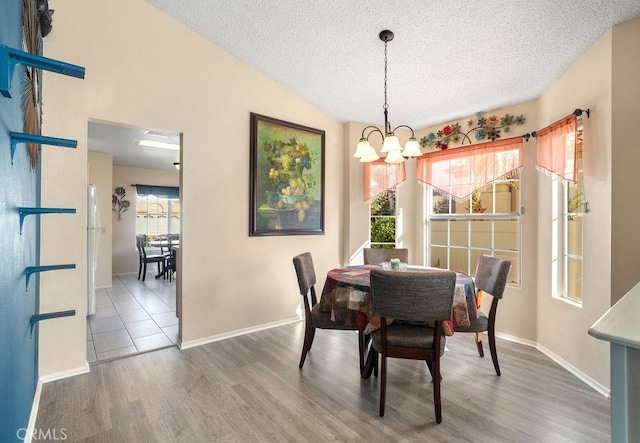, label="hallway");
[87,274,178,363]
